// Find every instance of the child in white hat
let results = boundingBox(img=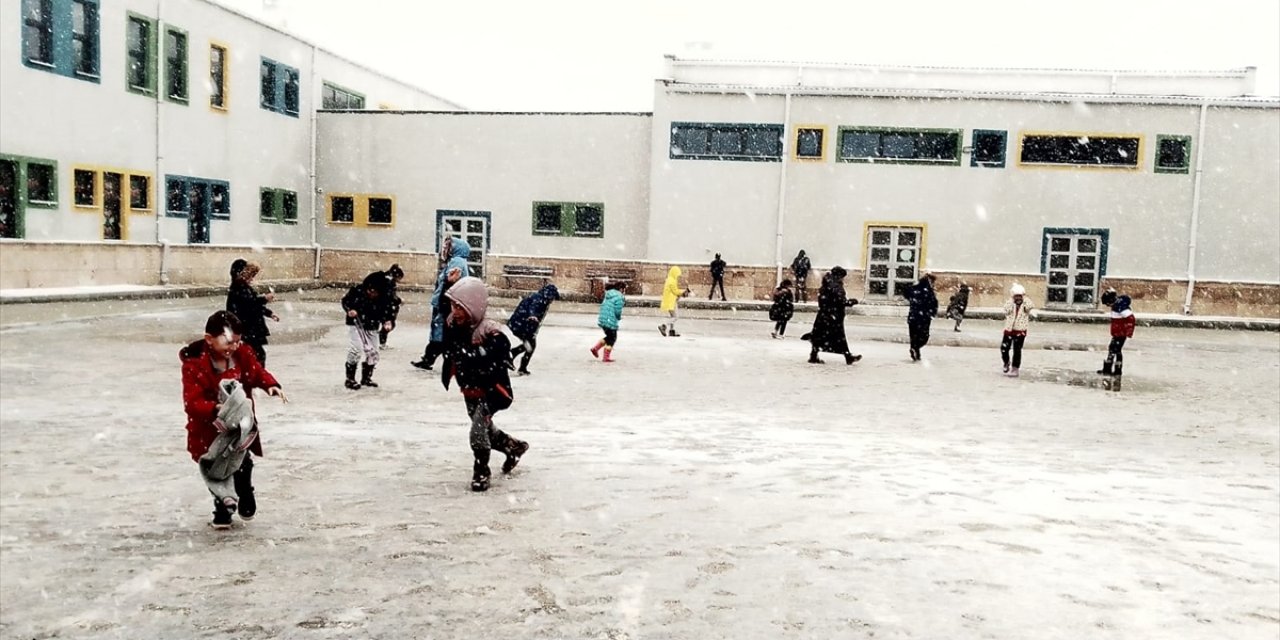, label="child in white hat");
[1000,283,1035,377]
